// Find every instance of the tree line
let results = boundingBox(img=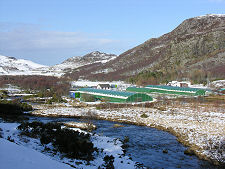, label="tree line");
[0,75,70,96]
